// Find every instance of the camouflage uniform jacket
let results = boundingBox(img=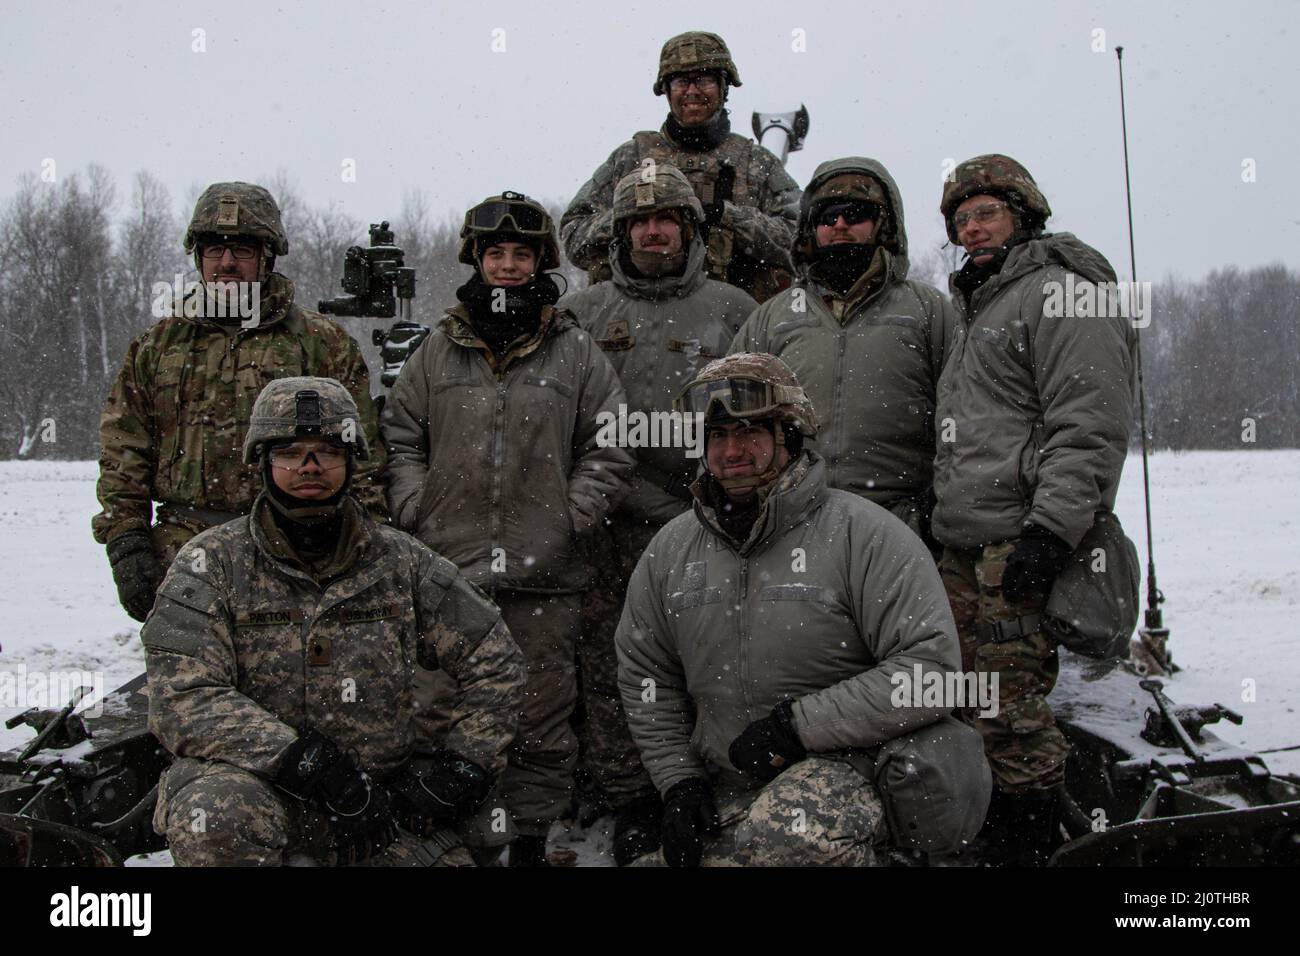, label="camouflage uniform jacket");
[560,120,800,301]
[141,493,525,778]
[932,234,1134,551]
[558,234,756,524]
[615,451,959,796]
[92,273,387,547]
[383,303,634,593]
